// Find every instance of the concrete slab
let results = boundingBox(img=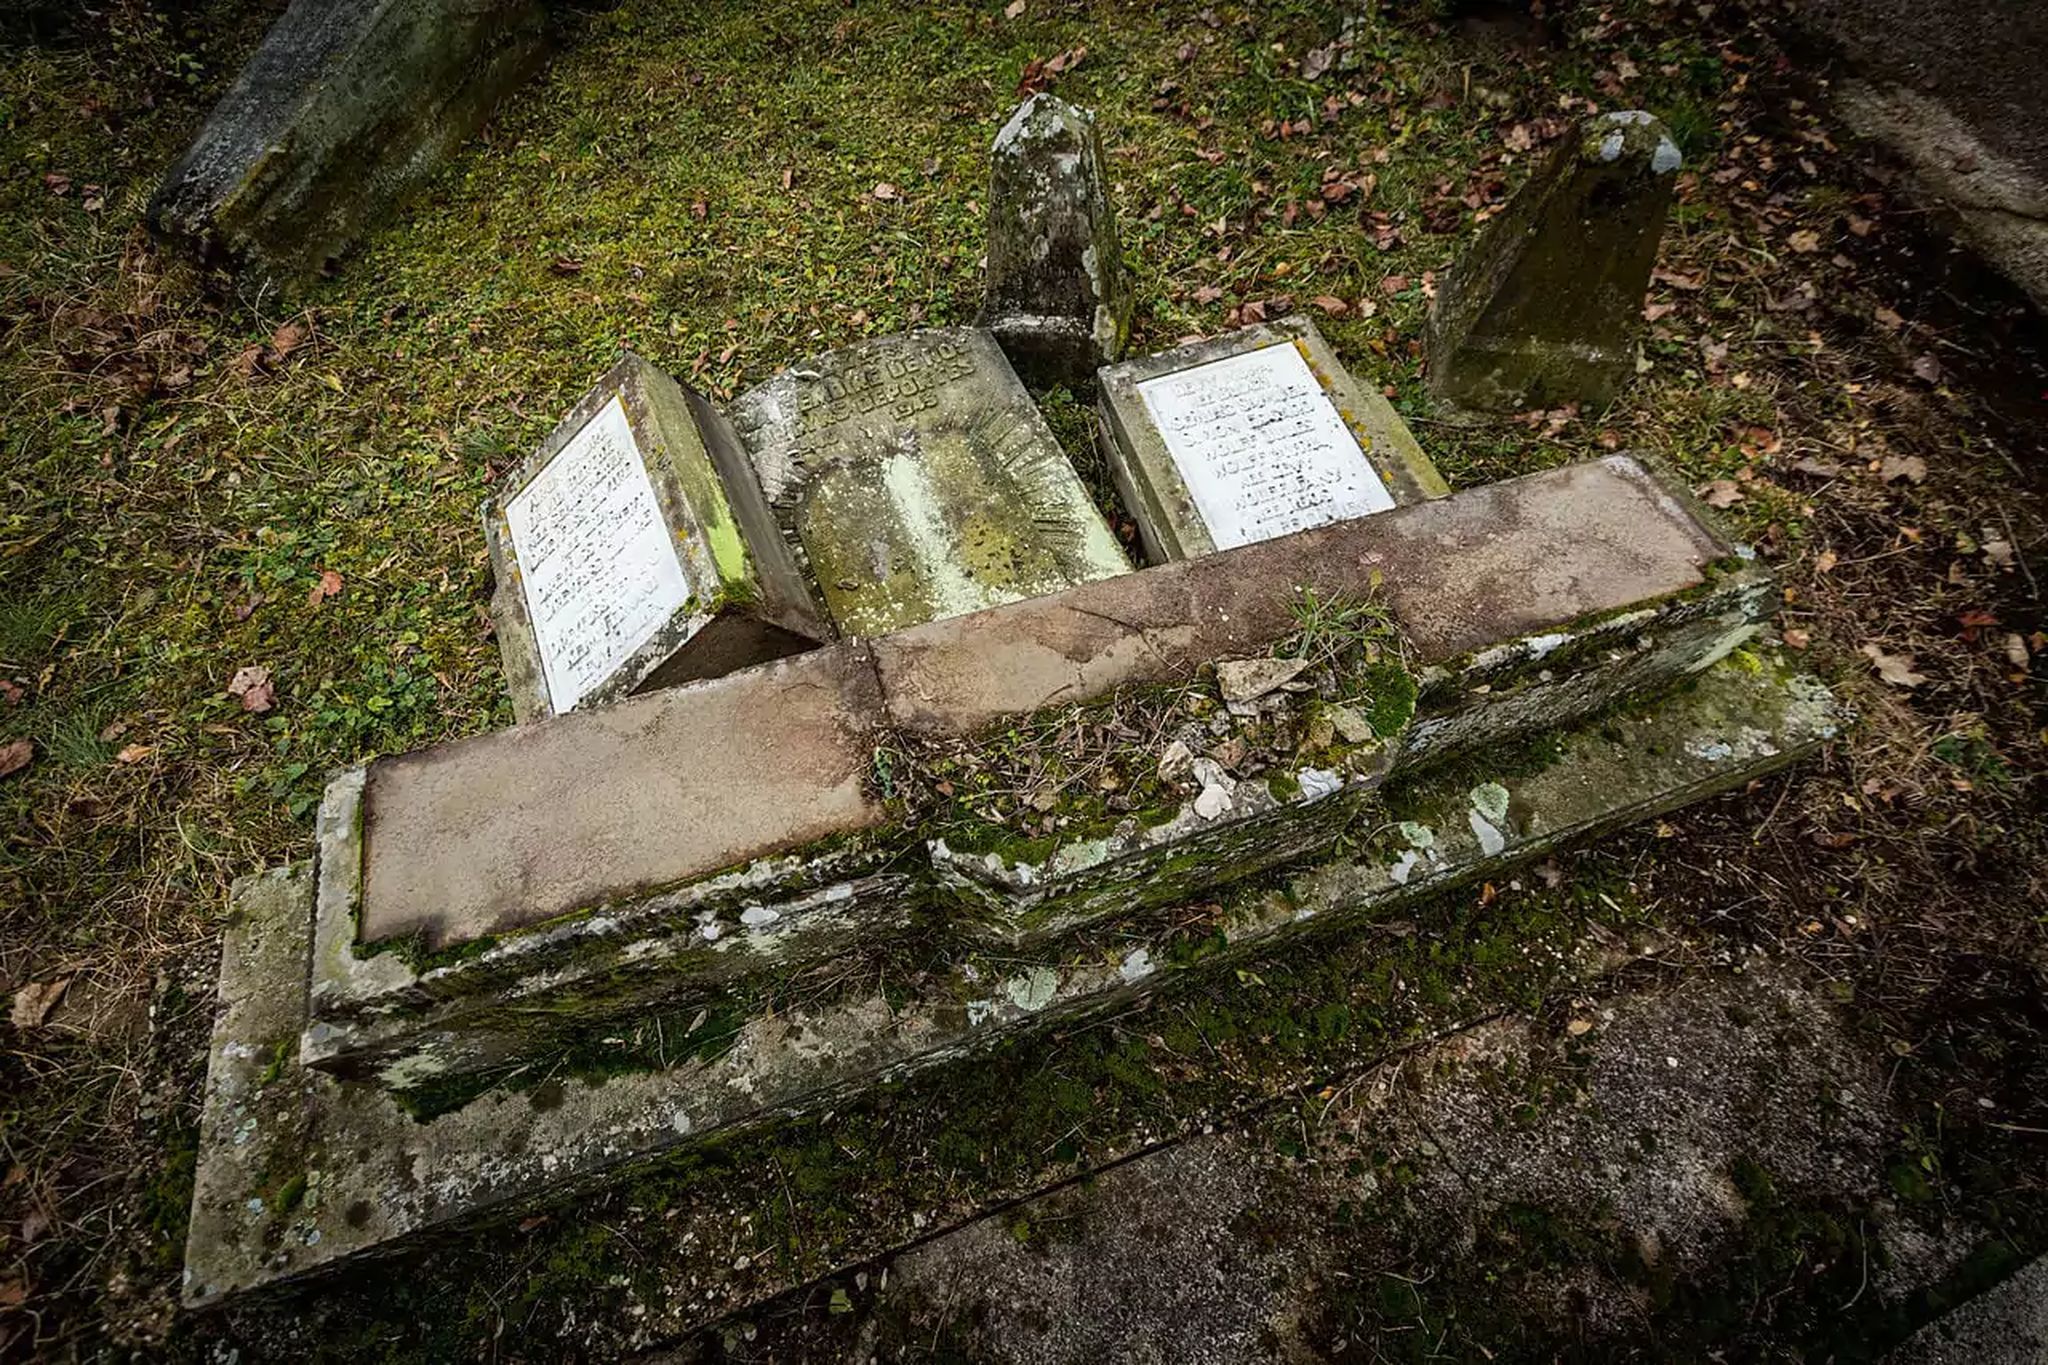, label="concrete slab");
[355,641,884,951]
[873,453,1733,734]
